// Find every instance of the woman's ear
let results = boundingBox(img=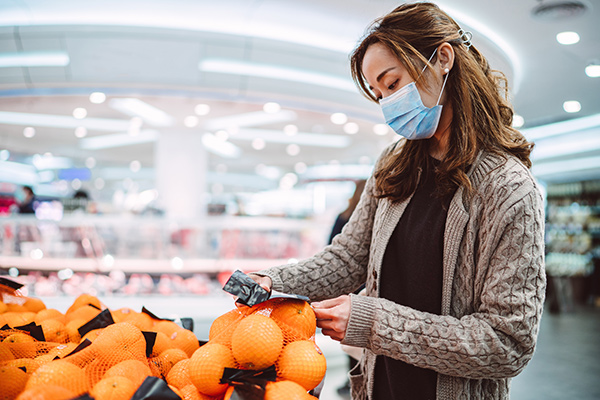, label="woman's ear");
[437,42,455,73]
